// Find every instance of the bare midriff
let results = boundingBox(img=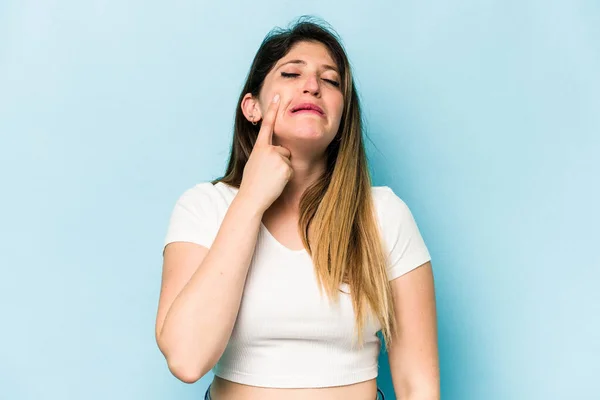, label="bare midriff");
[209,376,379,400]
